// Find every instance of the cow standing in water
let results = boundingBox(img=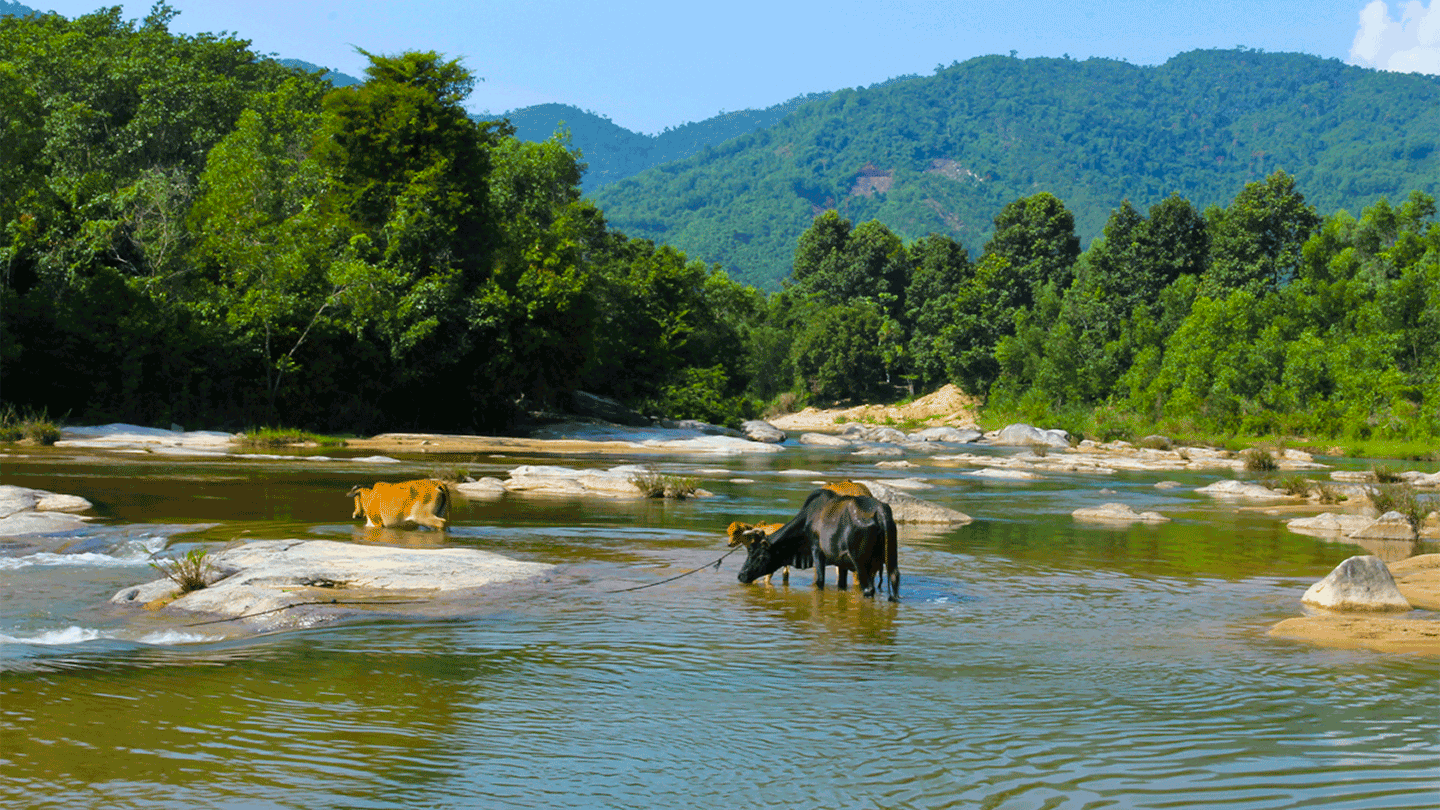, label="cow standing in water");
[348,480,450,530]
[726,481,875,586]
[736,487,899,601]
